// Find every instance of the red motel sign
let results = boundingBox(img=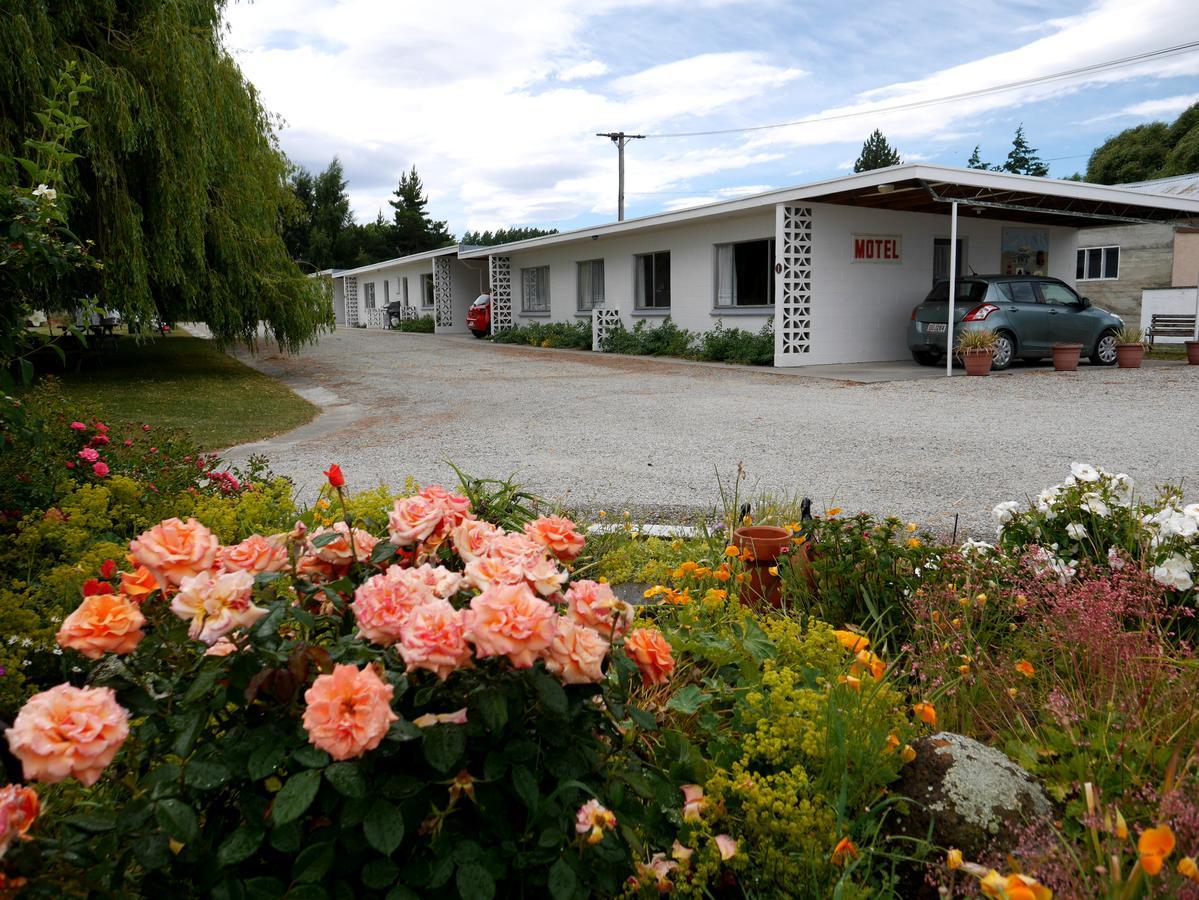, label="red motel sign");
[852,234,901,263]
